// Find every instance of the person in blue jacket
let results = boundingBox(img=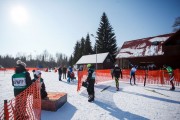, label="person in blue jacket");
[130,64,138,85]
